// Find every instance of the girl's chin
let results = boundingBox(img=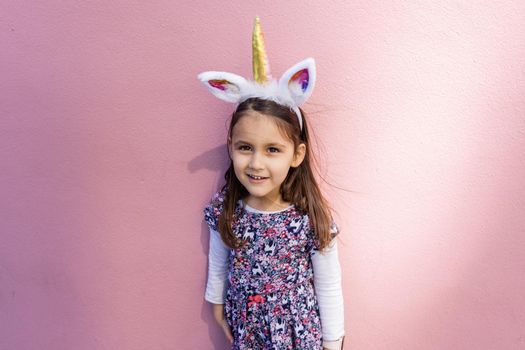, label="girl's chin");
[245,190,271,198]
